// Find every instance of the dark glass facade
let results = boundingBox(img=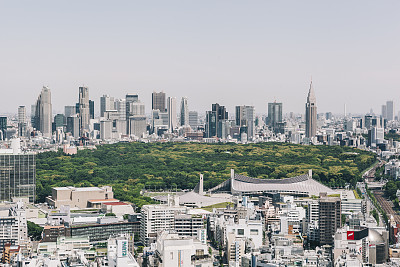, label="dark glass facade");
[0,154,36,202]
